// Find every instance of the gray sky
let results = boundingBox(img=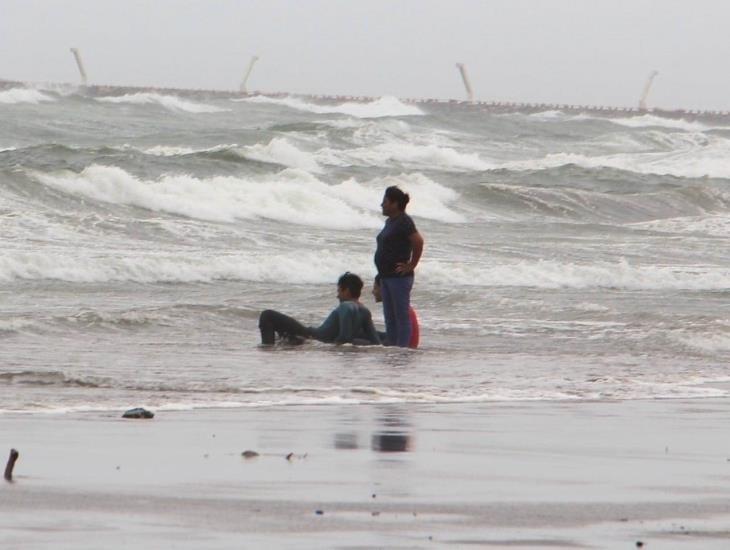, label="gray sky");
[2,0,729,110]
